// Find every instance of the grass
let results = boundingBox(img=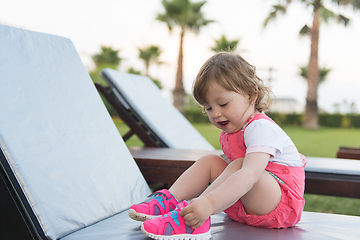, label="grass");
[282,127,360,158]
[113,117,360,216]
[191,124,360,158]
